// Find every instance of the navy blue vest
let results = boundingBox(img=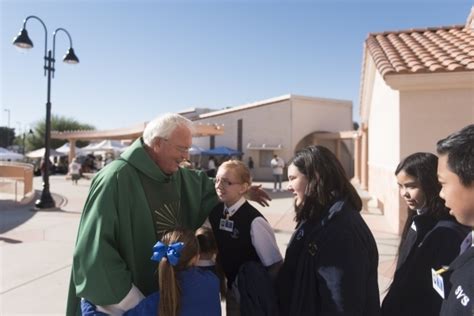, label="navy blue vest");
[209,201,263,288]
